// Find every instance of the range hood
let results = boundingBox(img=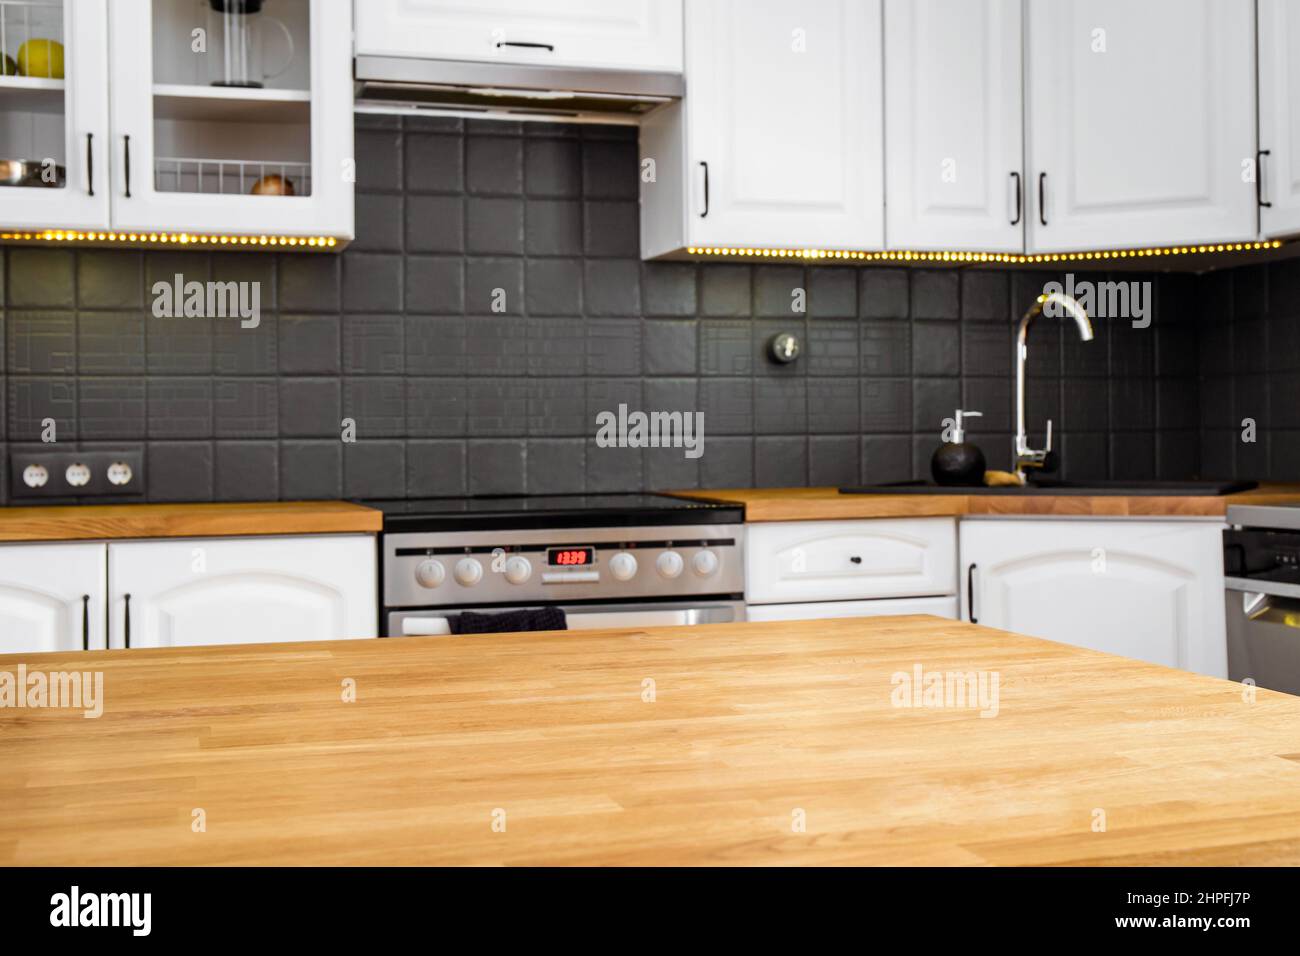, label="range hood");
[354,56,683,122]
